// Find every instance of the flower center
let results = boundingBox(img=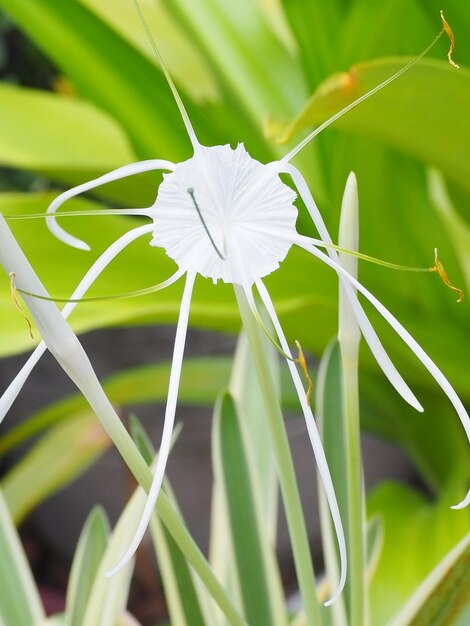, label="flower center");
[150,144,298,286]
